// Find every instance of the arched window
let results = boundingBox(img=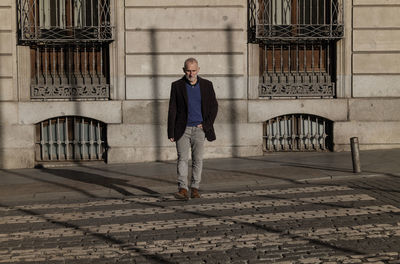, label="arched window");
[35,116,107,161]
[263,114,333,151]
